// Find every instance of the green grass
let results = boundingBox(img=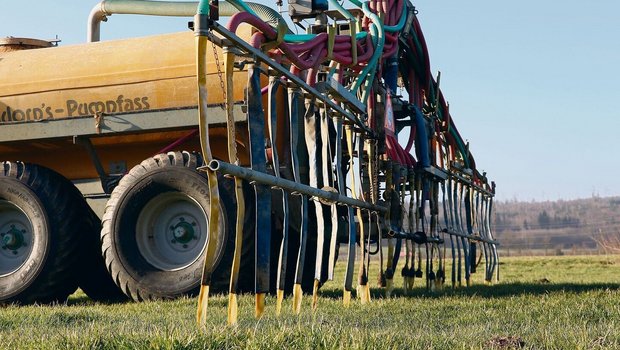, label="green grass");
[2,255,620,349]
